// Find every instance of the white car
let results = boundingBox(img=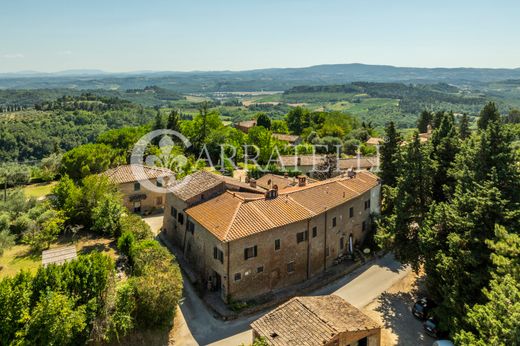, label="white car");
[433,341,454,346]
